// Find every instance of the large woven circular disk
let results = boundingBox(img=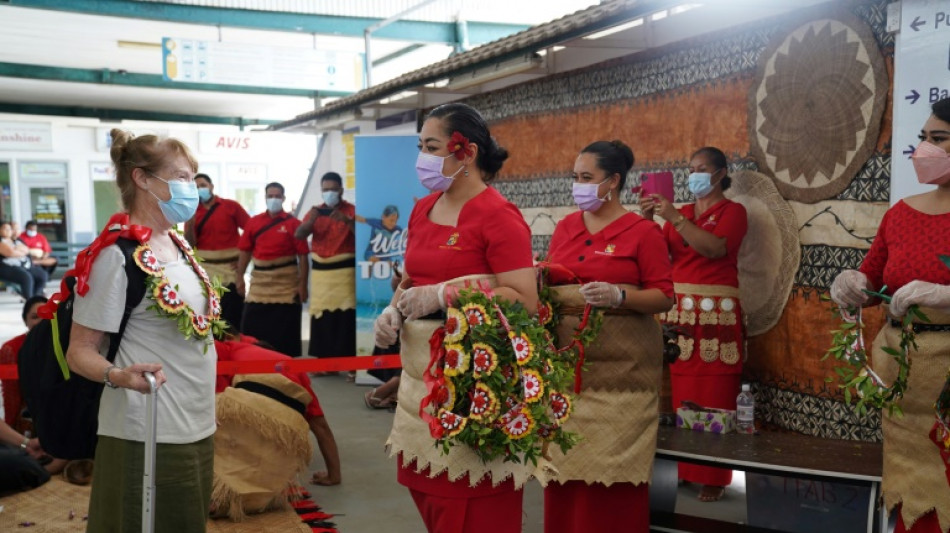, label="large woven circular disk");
[748,12,887,203]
